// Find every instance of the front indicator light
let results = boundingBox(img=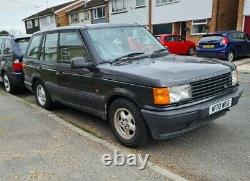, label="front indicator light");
[153,88,170,105]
